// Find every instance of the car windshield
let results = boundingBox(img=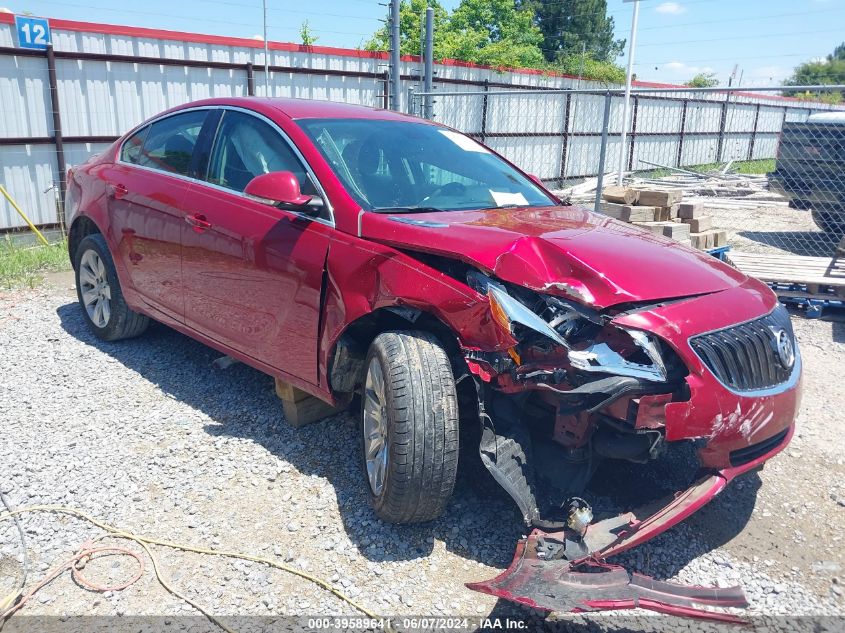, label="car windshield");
[296,118,556,212]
